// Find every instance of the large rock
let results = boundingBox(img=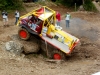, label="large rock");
[78,5,84,11]
[11,34,40,54]
[21,40,40,54]
[5,41,24,55]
